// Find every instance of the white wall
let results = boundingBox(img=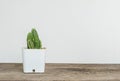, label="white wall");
[0,0,120,63]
